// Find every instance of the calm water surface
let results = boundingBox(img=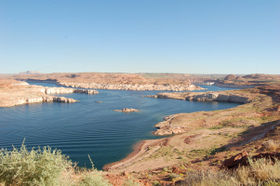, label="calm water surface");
[0,83,239,169]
